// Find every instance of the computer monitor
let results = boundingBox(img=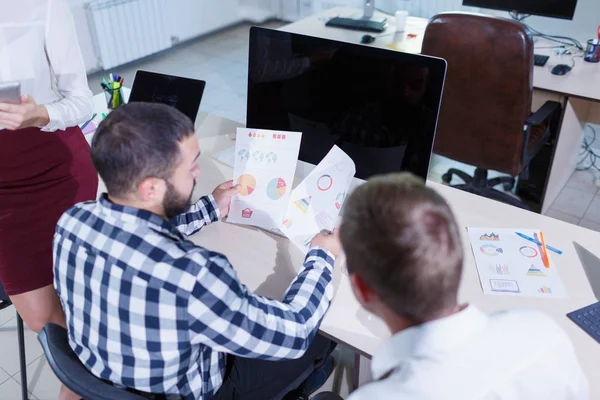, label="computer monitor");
[246,27,447,181]
[462,0,578,20]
